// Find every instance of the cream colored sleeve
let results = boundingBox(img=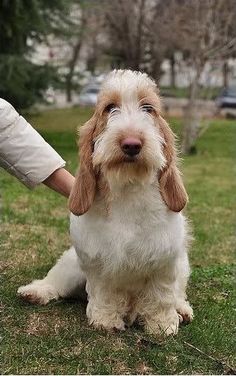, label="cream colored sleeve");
[0,99,66,188]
